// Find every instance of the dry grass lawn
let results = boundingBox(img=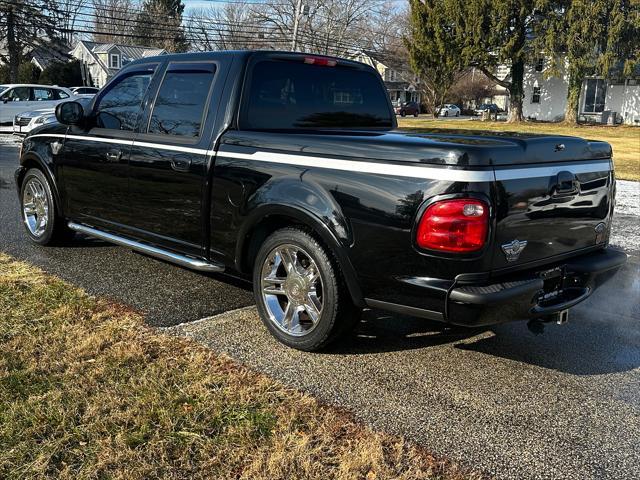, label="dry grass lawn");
[0,253,480,480]
[398,118,640,181]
